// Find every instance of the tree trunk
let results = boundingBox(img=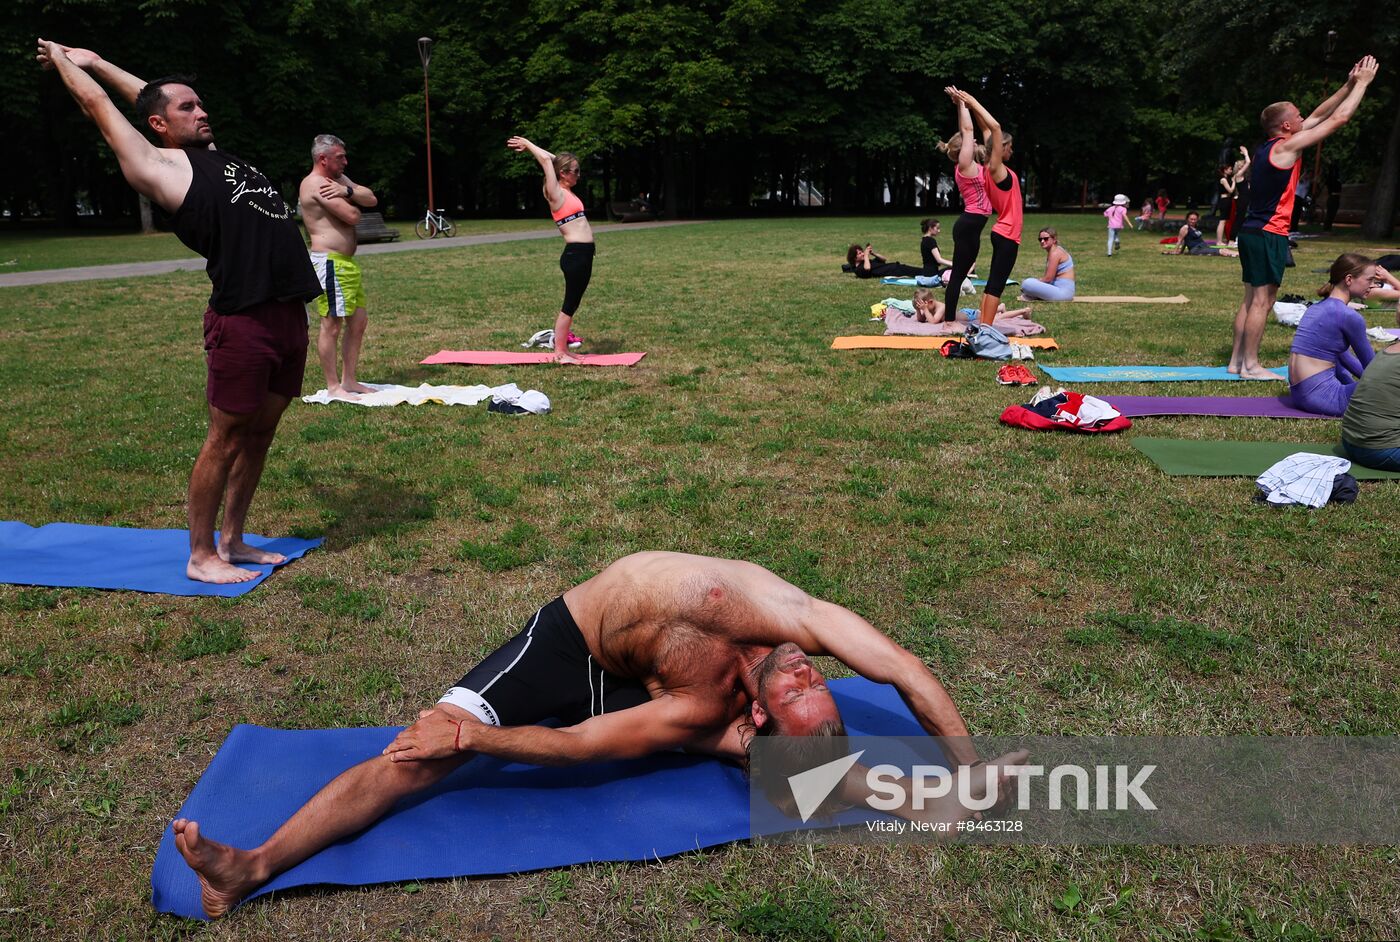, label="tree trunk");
[139,194,155,234]
[1361,99,1400,240]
